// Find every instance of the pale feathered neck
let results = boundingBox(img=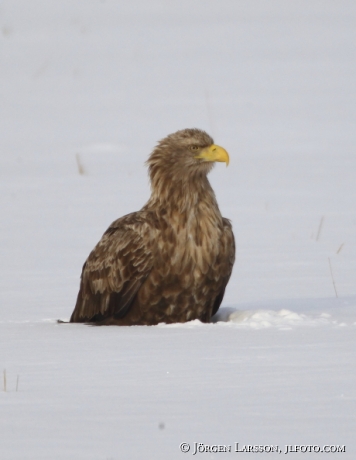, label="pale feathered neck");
[143,164,221,221]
